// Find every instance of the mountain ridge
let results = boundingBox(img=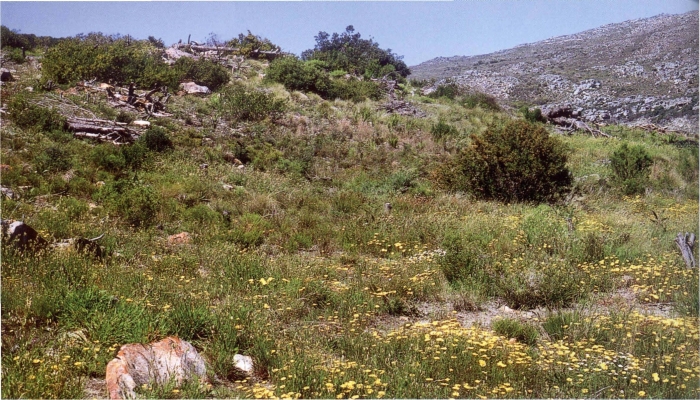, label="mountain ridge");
[410,11,699,133]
